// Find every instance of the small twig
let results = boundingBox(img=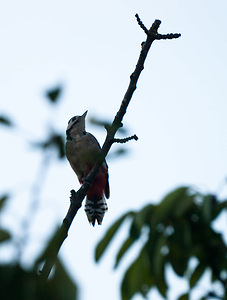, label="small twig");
[136,14,181,41]
[156,33,181,40]
[135,14,149,35]
[113,135,138,144]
